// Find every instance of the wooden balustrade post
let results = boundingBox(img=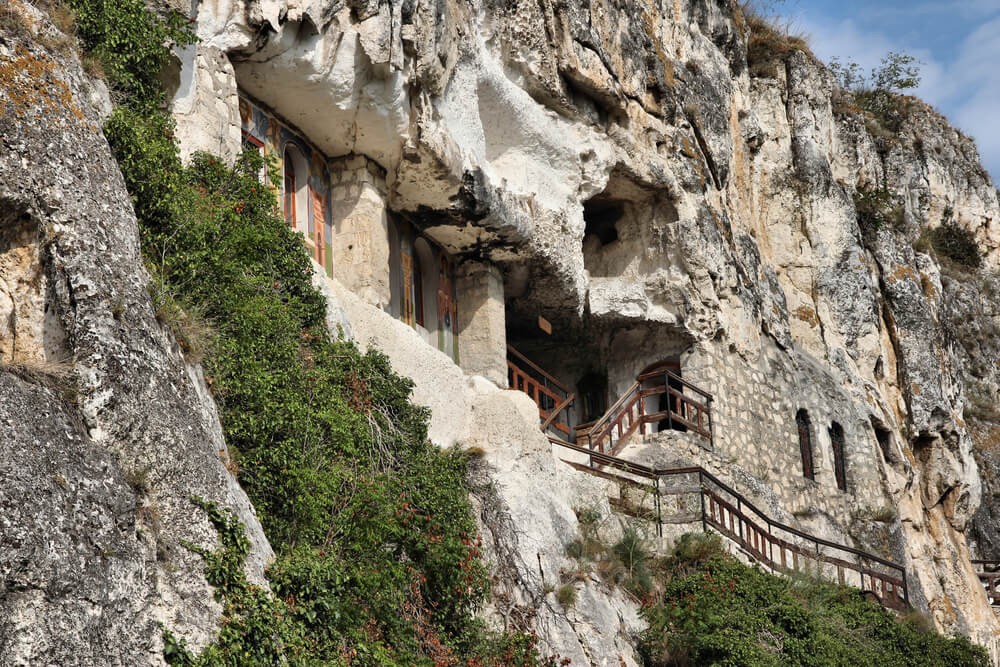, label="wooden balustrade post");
[700,474,708,534]
[654,477,663,537]
[639,394,646,435]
